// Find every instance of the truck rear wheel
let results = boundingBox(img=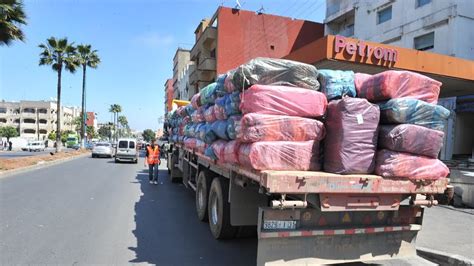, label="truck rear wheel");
[196,170,212,222]
[208,177,237,239]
